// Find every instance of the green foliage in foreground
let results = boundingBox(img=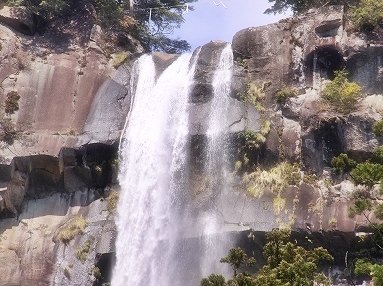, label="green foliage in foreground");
[355,259,383,286]
[331,153,357,173]
[350,162,383,186]
[321,70,362,114]
[350,0,383,30]
[200,229,333,286]
[373,120,383,137]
